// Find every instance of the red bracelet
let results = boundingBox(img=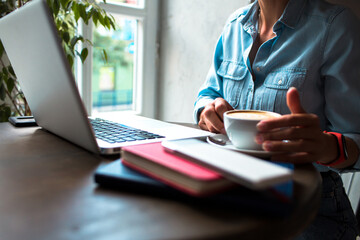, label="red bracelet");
[317,131,348,167]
